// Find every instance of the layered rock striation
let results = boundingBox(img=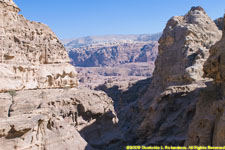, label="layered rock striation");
[0,0,118,149]
[3,0,225,149]
[0,0,78,92]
